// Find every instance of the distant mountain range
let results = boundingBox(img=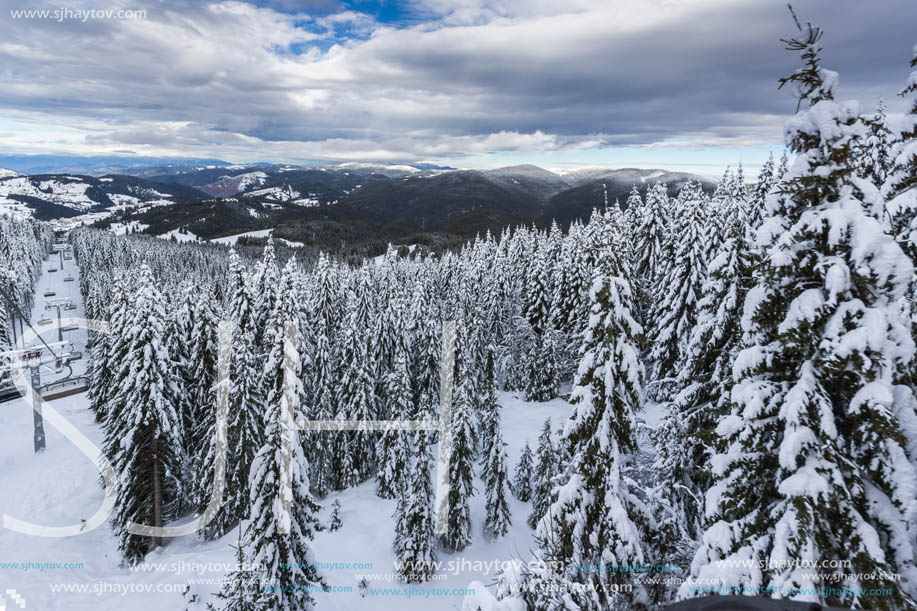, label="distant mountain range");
[0,161,717,254]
